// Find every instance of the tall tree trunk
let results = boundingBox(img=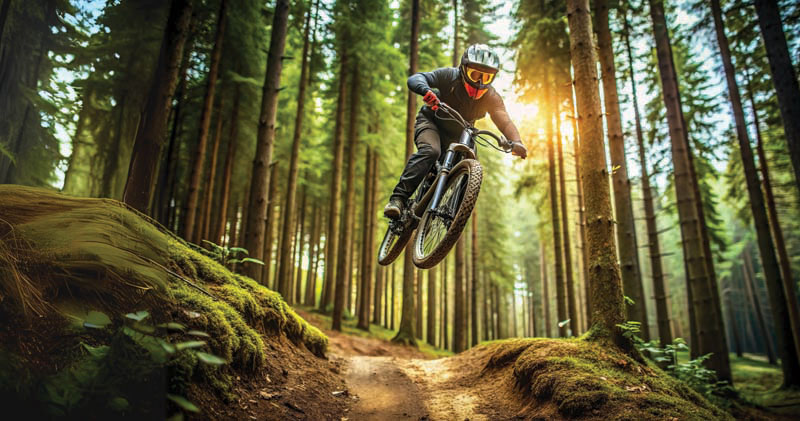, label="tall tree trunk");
[753,0,800,193]
[155,31,195,223]
[427,266,437,346]
[262,163,280,286]
[622,8,671,347]
[596,0,648,339]
[391,263,396,330]
[541,240,551,338]
[570,95,592,330]
[567,0,627,347]
[545,77,567,338]
[393,0,420,346]
[333,62,361,330]
[454,237,466,352]
[215,86,241,243]
[101,94,128,198]
[369,153,382,325]
[556,110,578,336]
[201,92,226,241]
[357,148,375,331]
[305,203,321,306]
[712,0,800,384]
[471,213,479,346]
[183,0,227,242]
[747,74,800,367]
[743,248,778,364]
[452,0,459,67]
[417,269,424,340]
[294,187,308,303]
[483,271,490,341]
[278,0,315,302]
[726,286,743,358]
[511,288,517,337]
[242,0,290,279]
[442,257,450,349]
[123,0,192,213]
[648,0,731,379]
[321,52,349,312]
